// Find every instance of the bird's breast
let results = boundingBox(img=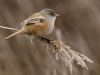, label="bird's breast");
[37,21,54,36]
